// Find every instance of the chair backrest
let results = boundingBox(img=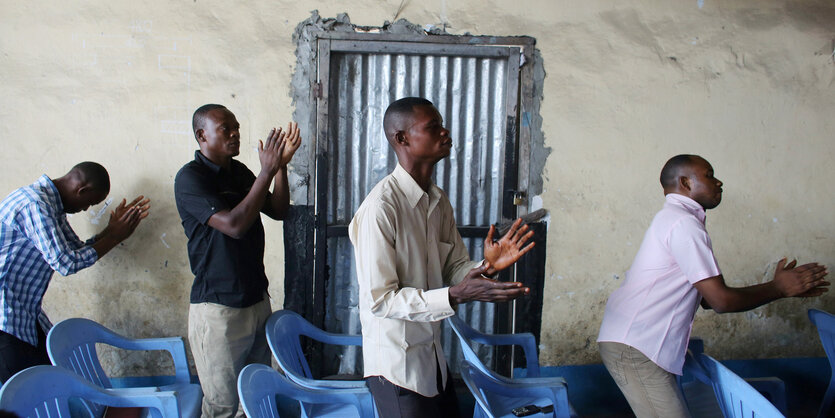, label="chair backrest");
[809,309,835,369]
[699,354,784,418]
[238,364,376,418]
[458,361,497,418]
[46,317,113,389]
[447,315,541,380]
[265,310,363,385]
[448,315,493,374]
[0,365,178,418]
[266,310,318,380]
[238,364,284,418]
